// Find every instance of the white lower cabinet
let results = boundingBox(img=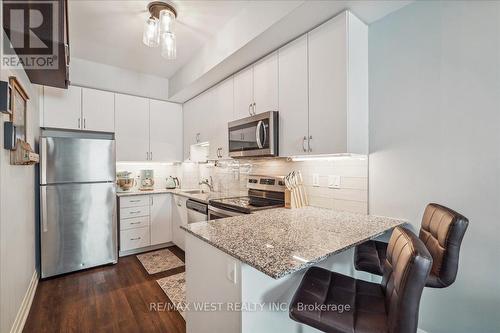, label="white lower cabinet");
[120,227,151,252]
[172,195,188,251]
[119,193,172,255]
[150,194,172,246]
